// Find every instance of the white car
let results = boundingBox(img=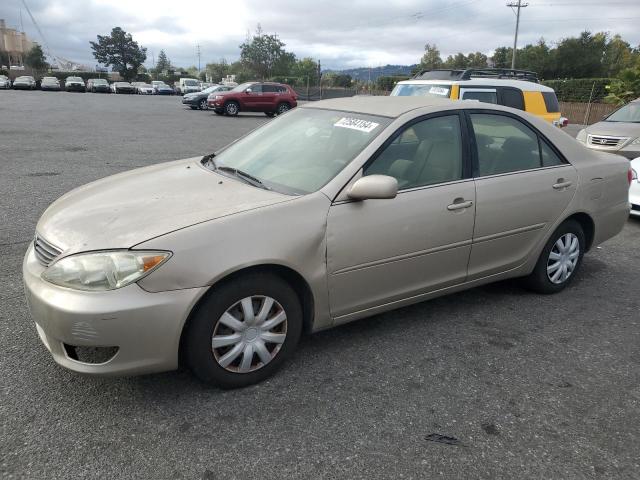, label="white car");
[136,83,154,95]
[631,157,640,217]
[0,75,11,89]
